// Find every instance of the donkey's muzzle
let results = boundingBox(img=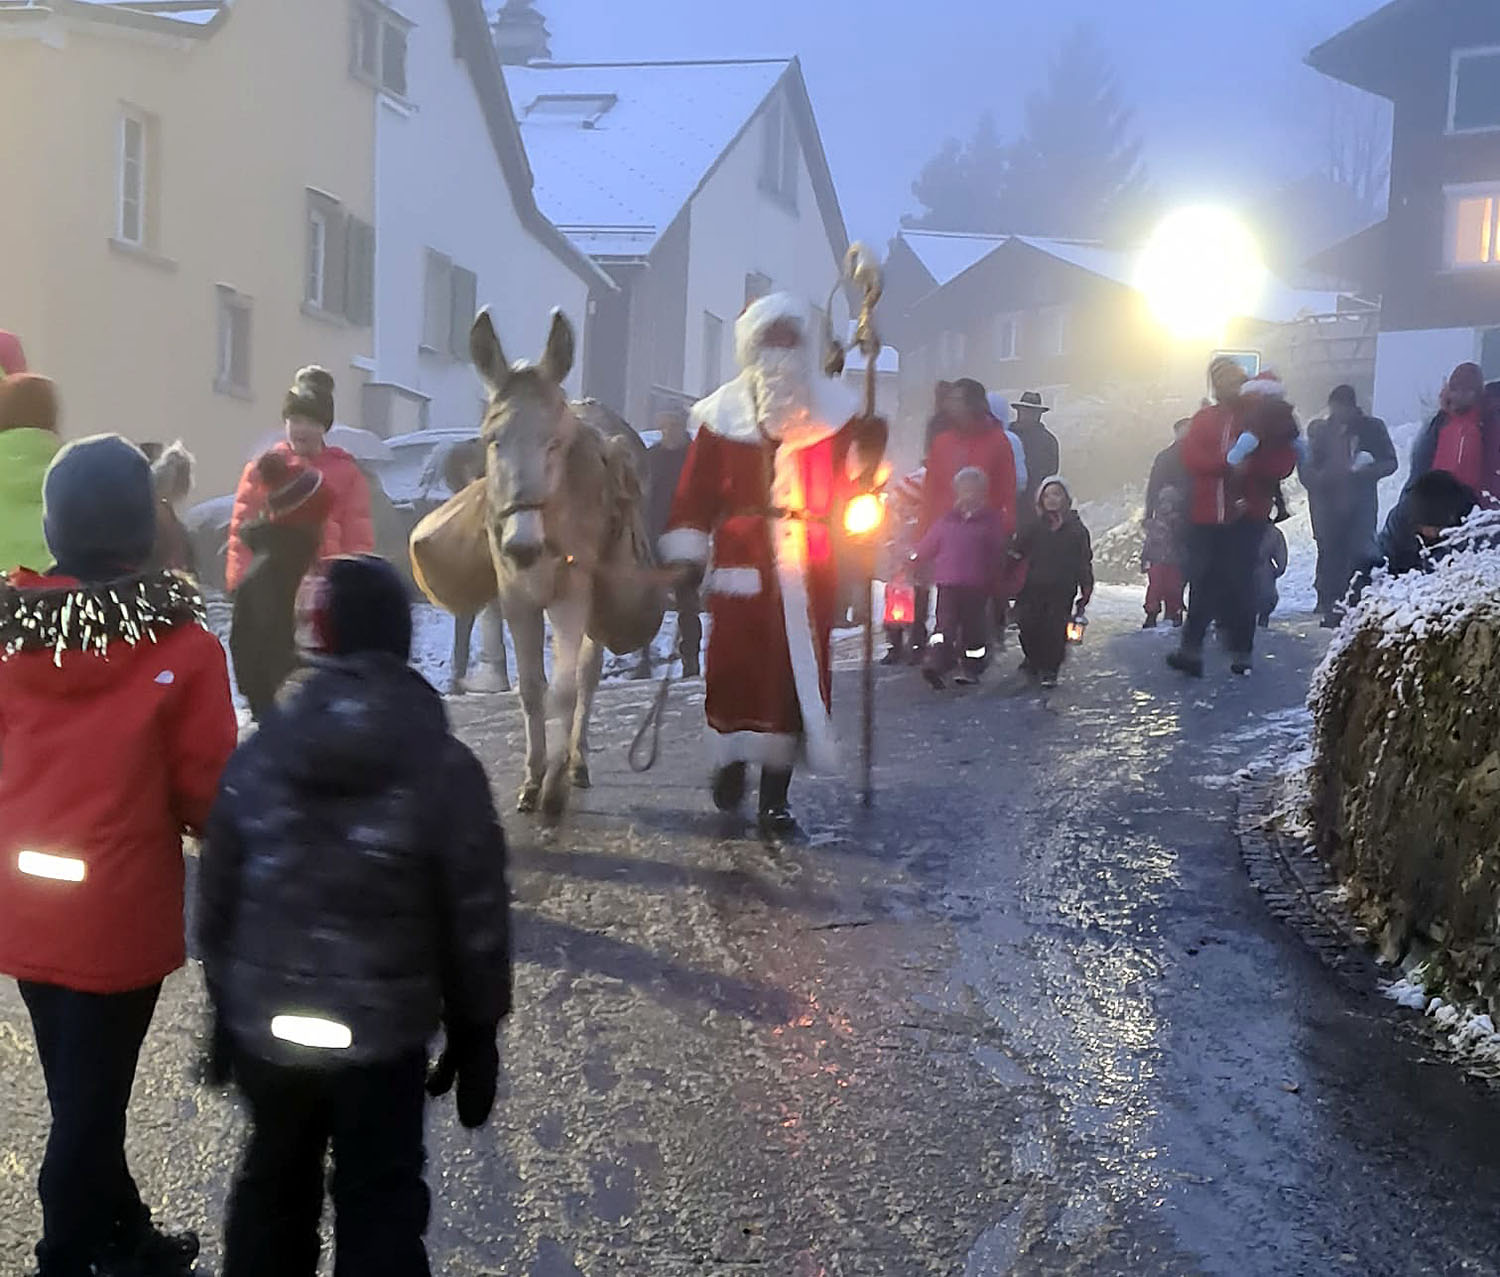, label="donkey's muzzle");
[504,540,543,569]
